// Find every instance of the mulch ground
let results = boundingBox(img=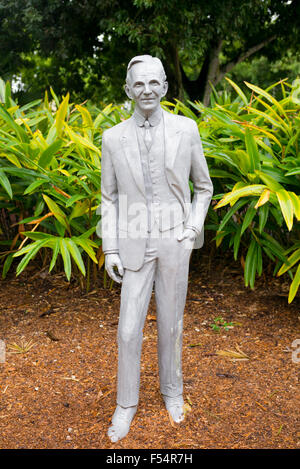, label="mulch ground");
[0,251,299,449]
